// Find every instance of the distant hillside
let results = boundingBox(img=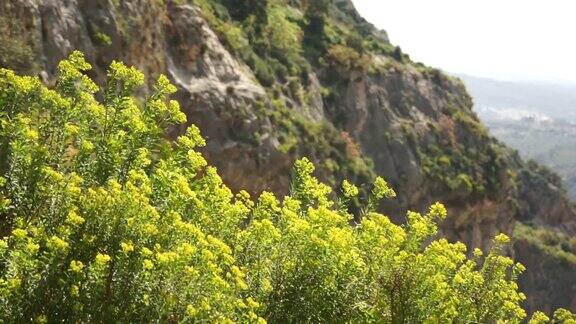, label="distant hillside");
[458,74,576,198]
[457,74,576,122]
